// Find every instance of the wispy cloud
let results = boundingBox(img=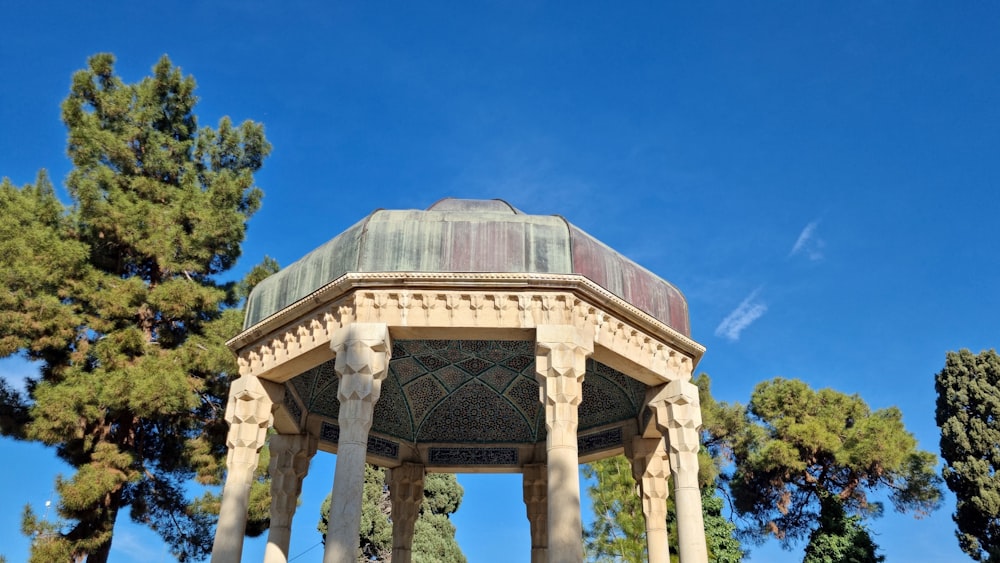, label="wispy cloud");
[715,288,768,341]
[789,220,824,261]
